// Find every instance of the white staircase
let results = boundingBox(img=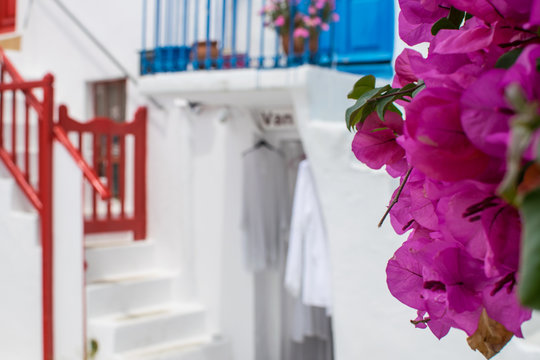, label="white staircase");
[0,163,43,360]
[85,237,231,360]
